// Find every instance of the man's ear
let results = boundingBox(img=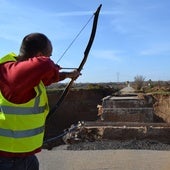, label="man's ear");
[35,52,43,57]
